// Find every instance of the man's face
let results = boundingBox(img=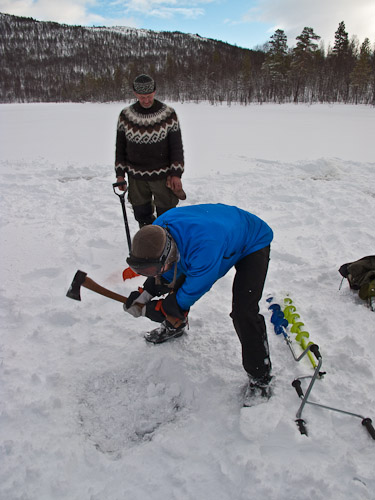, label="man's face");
[159,262,173,275]
[135,91,156,109]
